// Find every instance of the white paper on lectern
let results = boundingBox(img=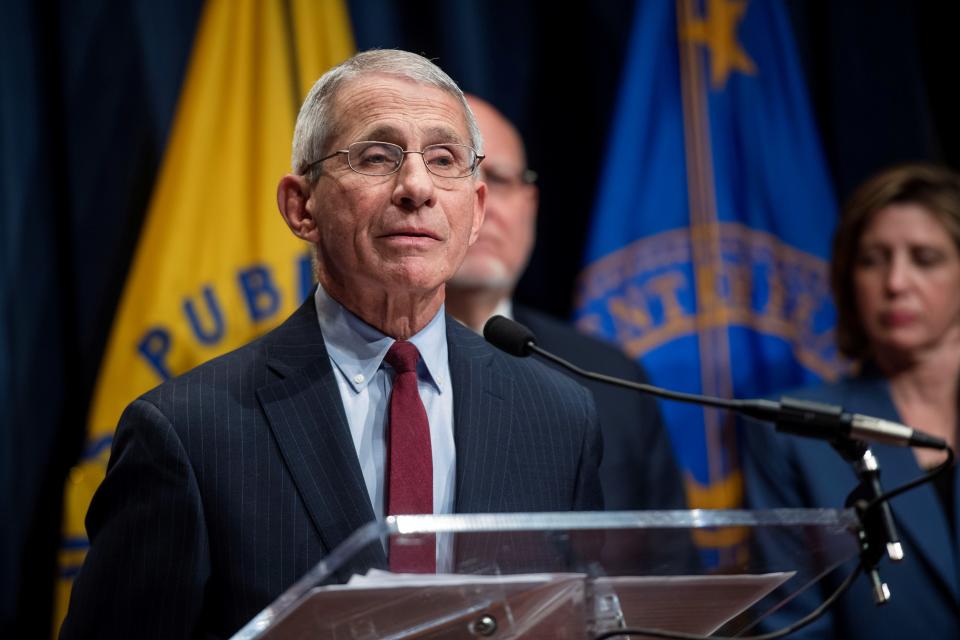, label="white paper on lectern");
[343,568,584,588]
